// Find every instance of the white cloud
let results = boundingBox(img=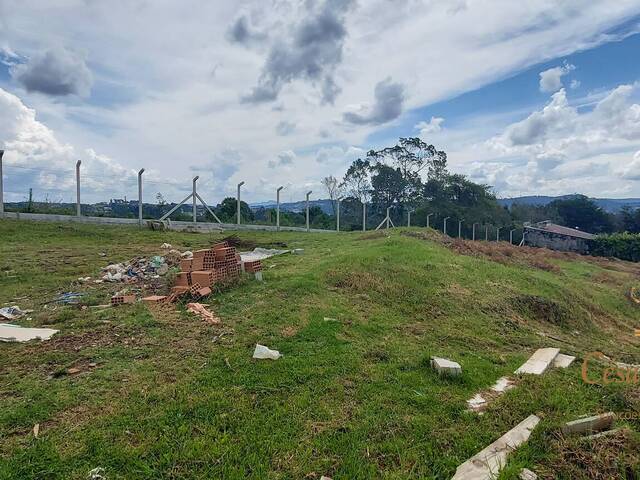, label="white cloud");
[415,116,444,136]
[539,62,575,93]
[620,150,640,180]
